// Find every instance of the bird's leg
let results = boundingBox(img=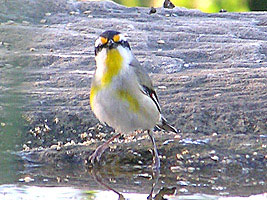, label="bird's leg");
[148,130,160,171]
[90,168,125,200]
[147,166,160,200]
[89,133,121,164]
